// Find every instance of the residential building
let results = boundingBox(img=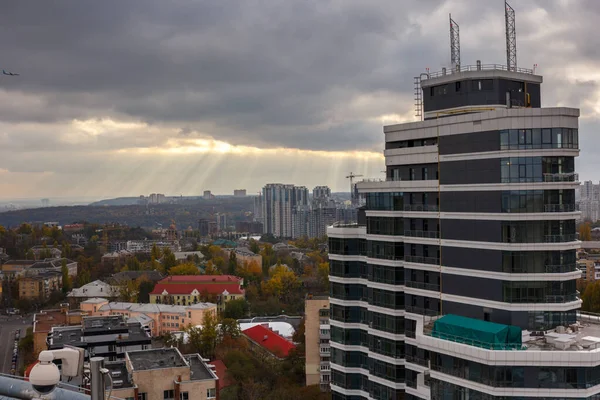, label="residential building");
[47,314,152,361]
[242,324,295,359]
[305,296,330,391]
[238,321,295,340]
[149,275,245,312]
[19,271,62,300]
[32,304,85,357]
[29,245,62,259]
[101,250,135,268]
[67,280,119,306]
[234,220,263,234]
[262,184,309,238]
[222,247,262,267]
[148,193,166,204]
[121,348,218,400]
[313,186,332,200]
[203,190,214,200]
[253,193,263,224]
[198,218,211,237]
[126,240,179,253]
[234,189,247,197]
[111,270,164,285]
[329,62,583,399]
[215,213,227,232]
[2,257,77,279]
[80,298,216,336]
[63,223,85,233]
